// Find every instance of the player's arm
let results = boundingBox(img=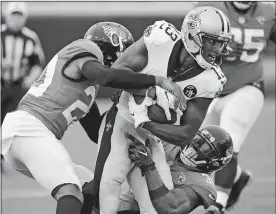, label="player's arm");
[111,37,149,96]
[127,139,201,214]
[142,97,213,148]
[79,101,102,143]
[144,168,201,214]
[80,37,151,90]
